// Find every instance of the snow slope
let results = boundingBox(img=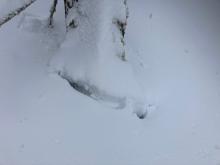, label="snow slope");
[0,0,220,165]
